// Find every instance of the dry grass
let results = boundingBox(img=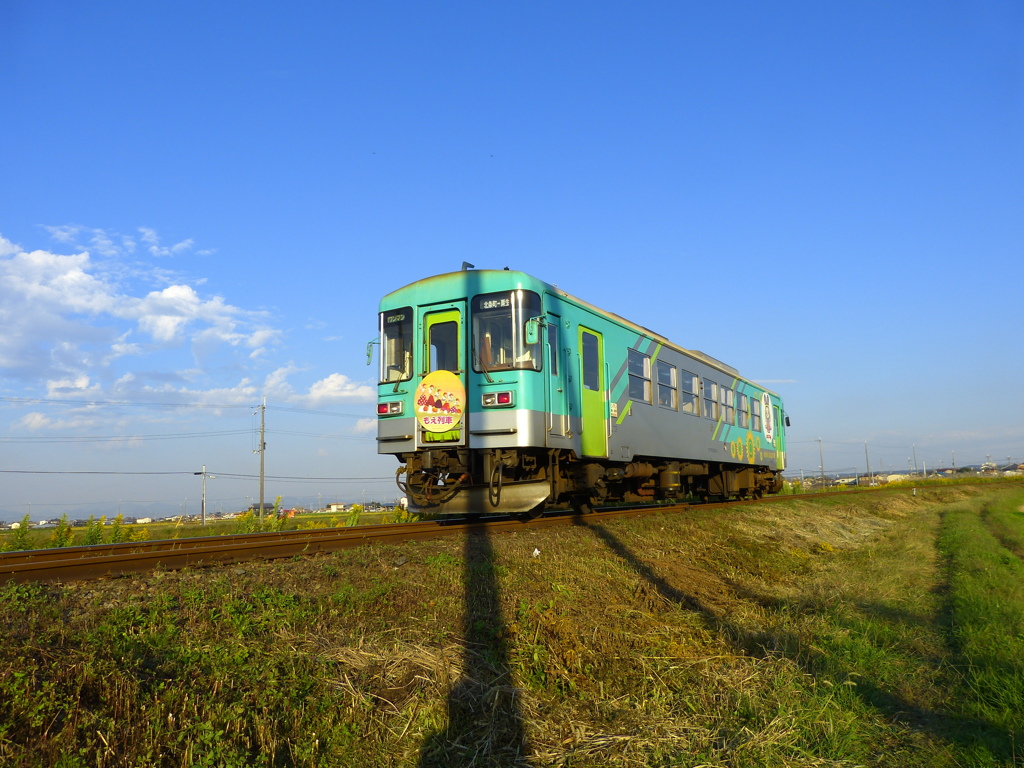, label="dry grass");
[0,484,1021,767]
